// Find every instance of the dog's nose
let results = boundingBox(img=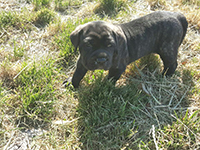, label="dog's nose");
[96,58,107,63]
